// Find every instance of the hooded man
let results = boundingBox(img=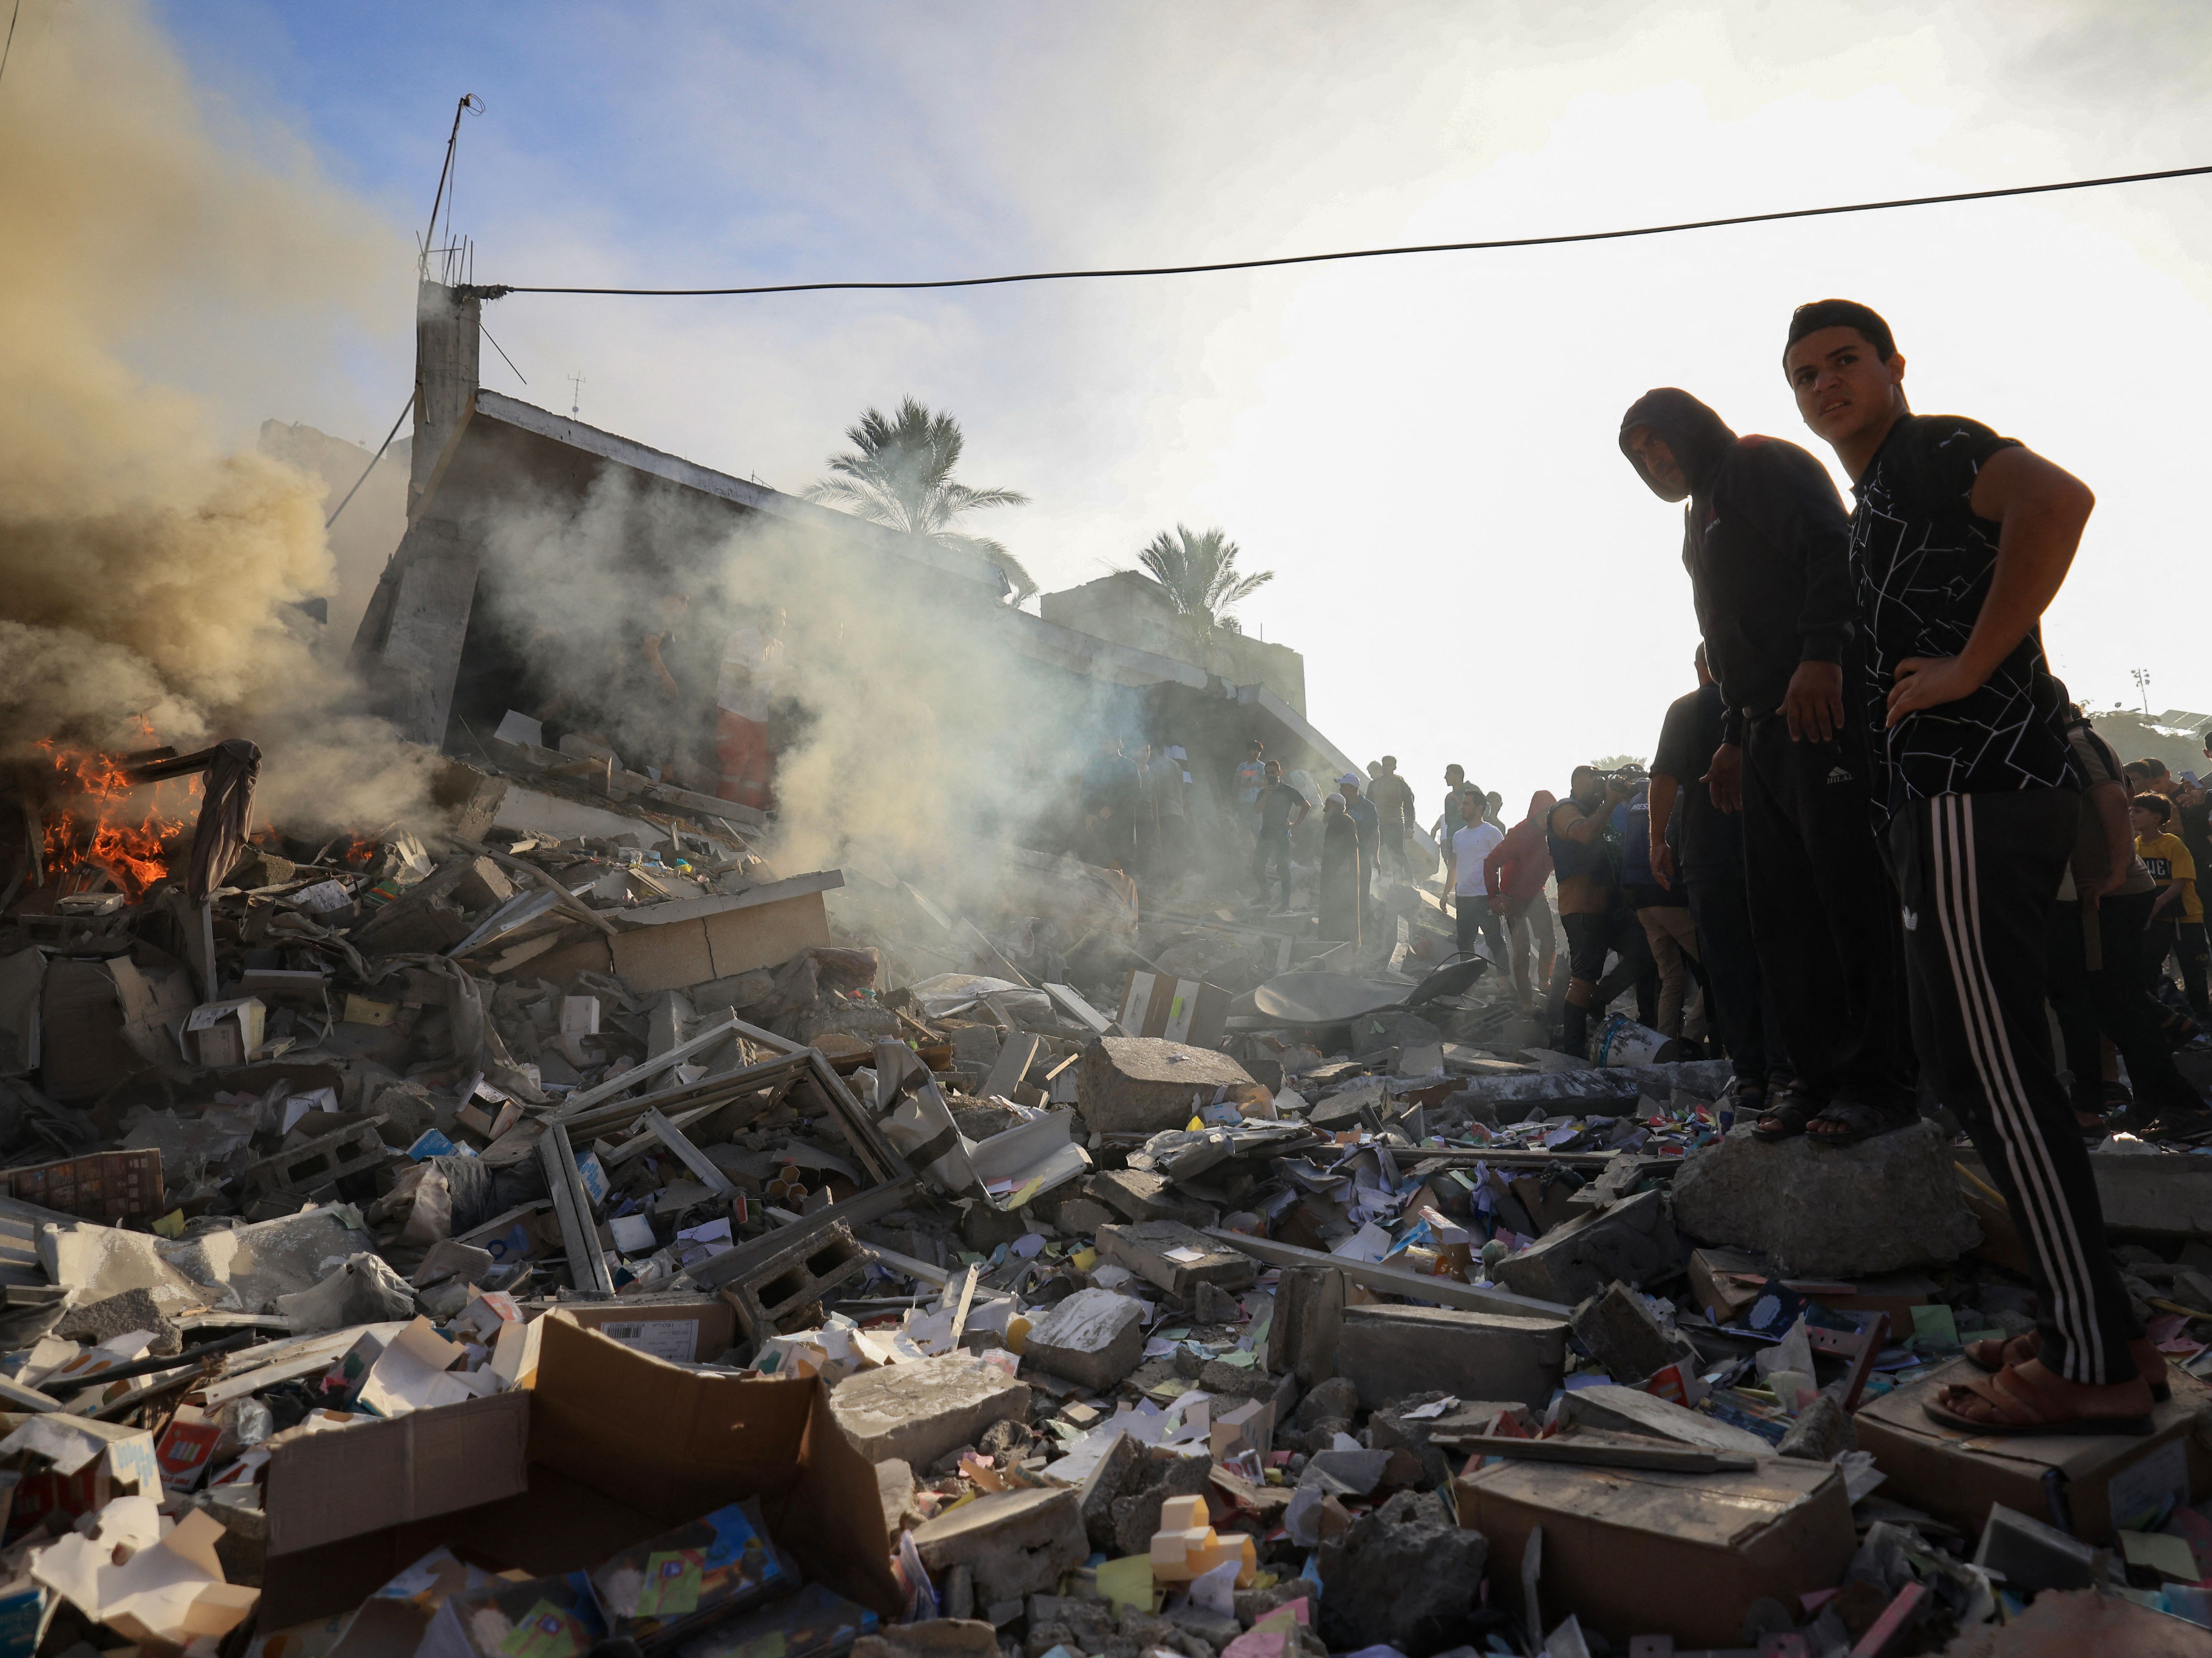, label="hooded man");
[1619,388,1911,1145]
